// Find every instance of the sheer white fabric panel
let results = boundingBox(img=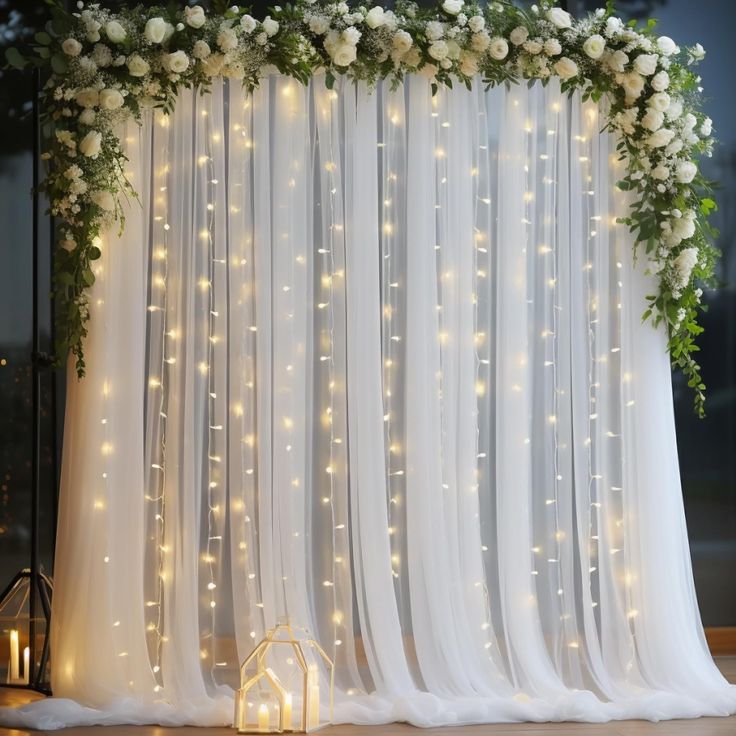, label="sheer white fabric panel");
[2,76,735,730]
